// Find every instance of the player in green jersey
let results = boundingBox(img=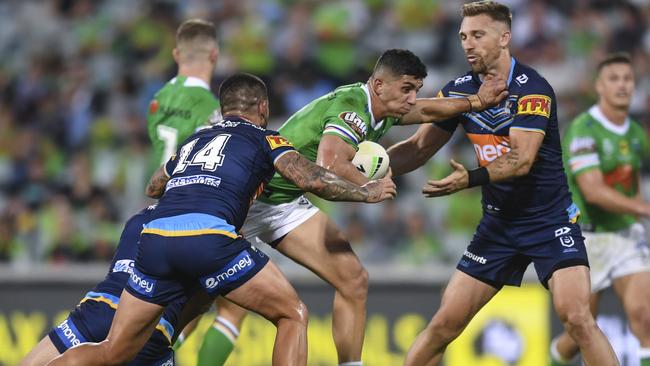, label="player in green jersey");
[235,49,507,366]
[550,53,650,366]
[145,19,245,366]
